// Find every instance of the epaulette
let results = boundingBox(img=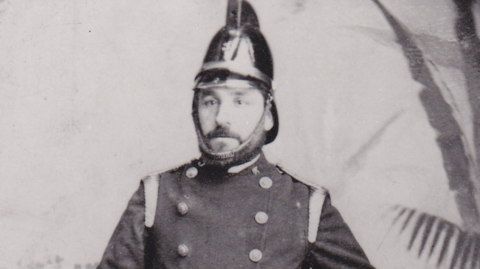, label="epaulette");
[276,164,328,243]
[141,161,190,228]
